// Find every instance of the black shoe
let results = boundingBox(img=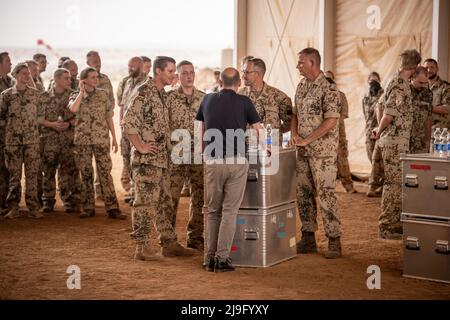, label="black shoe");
[107,208,127,220]
[205,256,215,272]
[214,258,235,273]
